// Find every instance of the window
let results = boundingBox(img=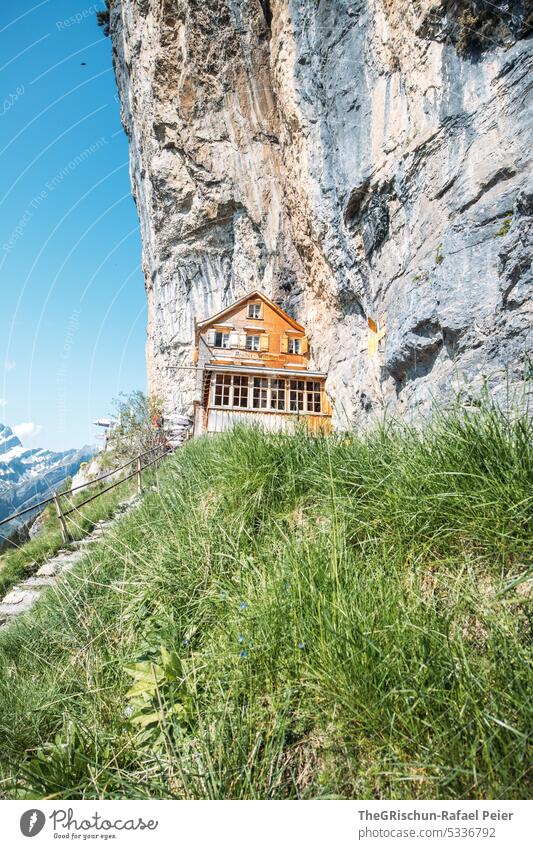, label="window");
[214,374,231,406]
[214,331,229,348]
[211,374,321,415]
[306,381,322,413]
[271,378,286,411]
[233,375,249,408]
[248,303,261,319]
[288,337,301,355]
[289,380,305,412]
[246,335,260,352]
[253,377,268,409]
